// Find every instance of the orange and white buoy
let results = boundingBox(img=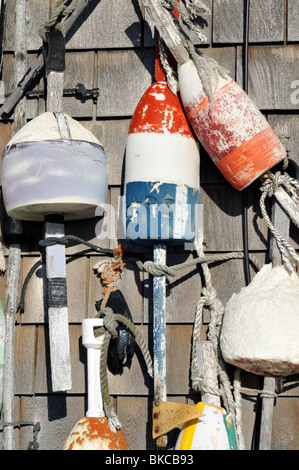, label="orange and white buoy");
[63,319,130,450]
[178,61,286,191]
